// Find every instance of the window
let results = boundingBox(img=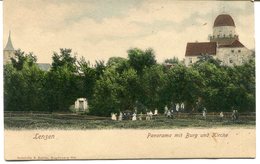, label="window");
[238,50,241,53]
[231,50,234,53]
[229,59,233,63]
